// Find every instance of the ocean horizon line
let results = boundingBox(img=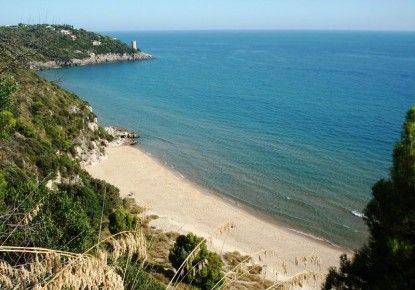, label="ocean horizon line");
[97,28,415,33]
